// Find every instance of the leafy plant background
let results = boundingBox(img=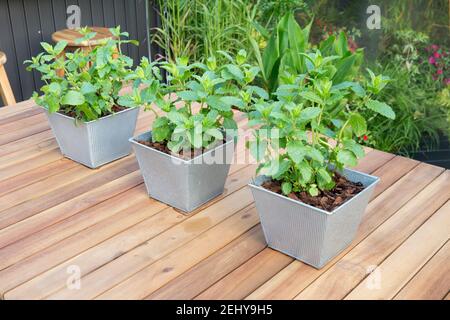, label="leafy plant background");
[152,0,450,160]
